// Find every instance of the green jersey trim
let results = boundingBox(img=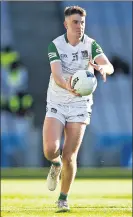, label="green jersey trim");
[64,33,84,43]
[92,41,103,60]
[48,42,60,63]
